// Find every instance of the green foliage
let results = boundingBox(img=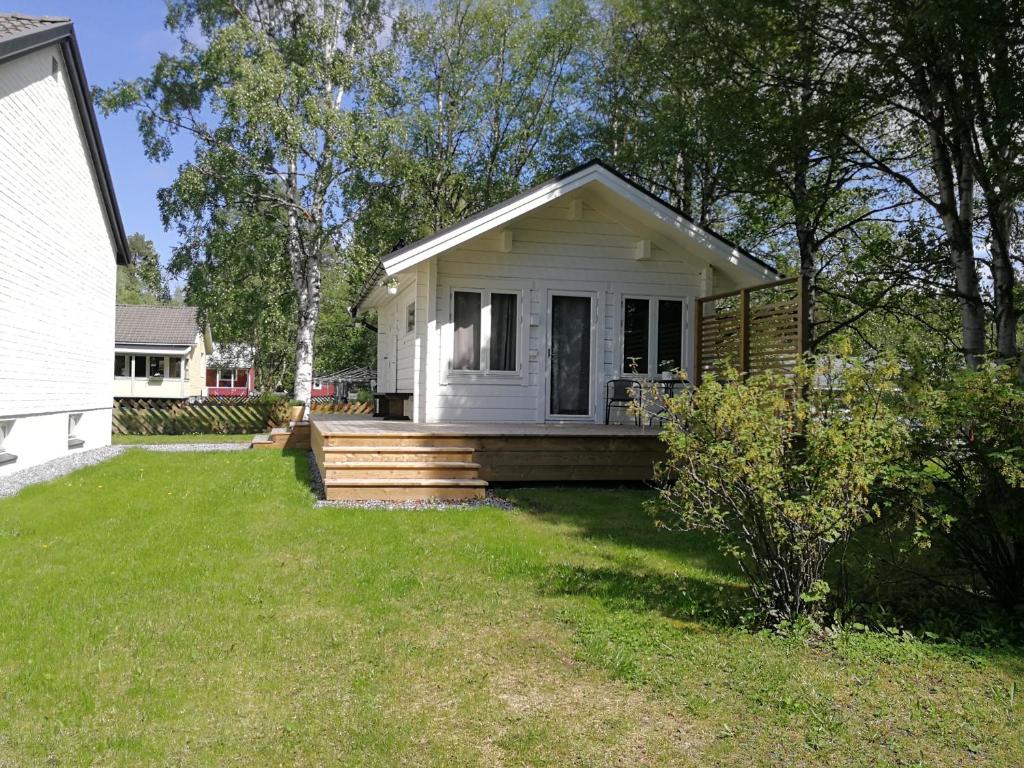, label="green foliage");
[117,233,171,305]
[314,266,375,373]
[651,359,910,625]
[898,364,1024,610]
[348,0,591,255]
